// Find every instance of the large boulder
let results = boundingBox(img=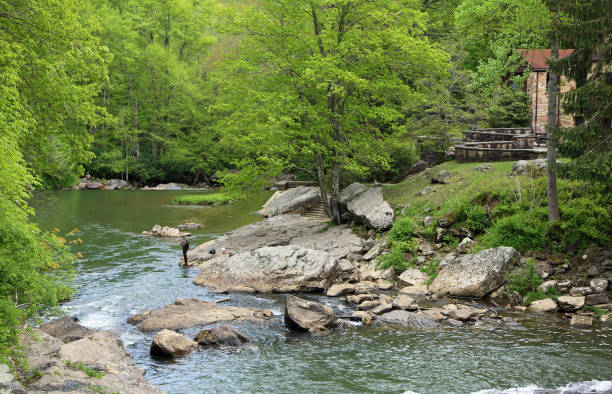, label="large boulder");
[194,326,250,347]
[378,310,439,328]
[128,298,270,331]
[284,295,336,330]
[22,329,163,393]
[258,186,320,217]
[150,329,198,358]
[188,214,363,263]
[194,245,338,293]
[429,247,520,298]
[510,159,548,177]
[39,317,94,343]
[338,183,394,230]
[103,179,129,190]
